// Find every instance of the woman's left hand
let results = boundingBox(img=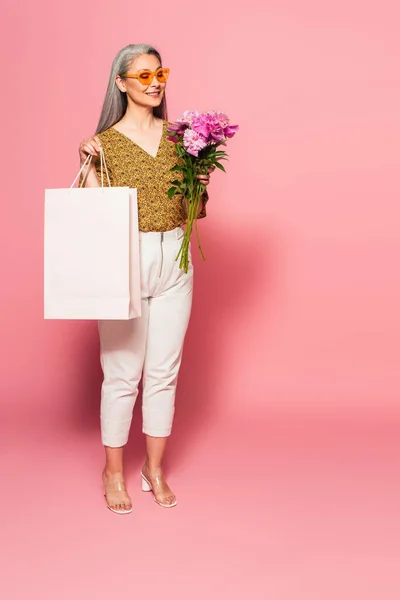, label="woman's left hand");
[197,166,215,187]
